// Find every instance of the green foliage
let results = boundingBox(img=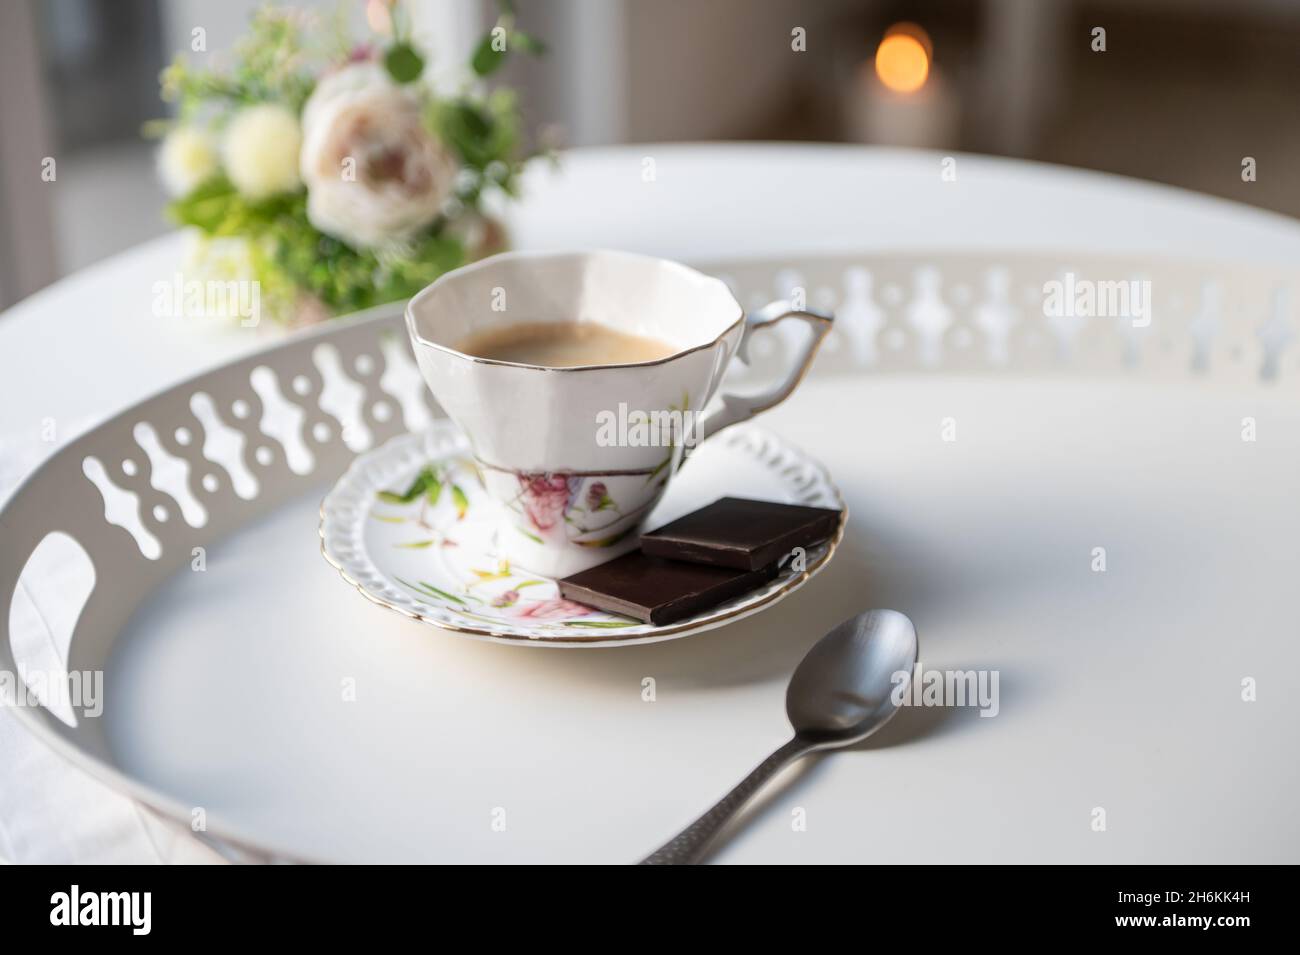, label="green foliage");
[168,179,464,314]
[167,175,296,235]
[511,32,547,56]
[471,5,548,77]
[434,89,526,202]
[272,215,465,314]
[471,34,507,77]
[384,42,424,84]
[160,7,316,119]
